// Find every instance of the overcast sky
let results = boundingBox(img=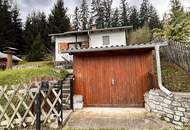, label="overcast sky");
[14,0,190,23]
